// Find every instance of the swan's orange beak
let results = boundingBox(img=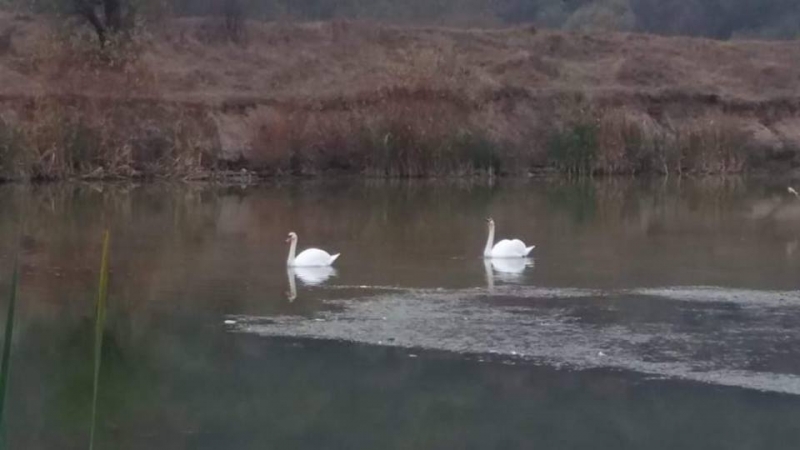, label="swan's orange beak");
[285,236,291,242]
